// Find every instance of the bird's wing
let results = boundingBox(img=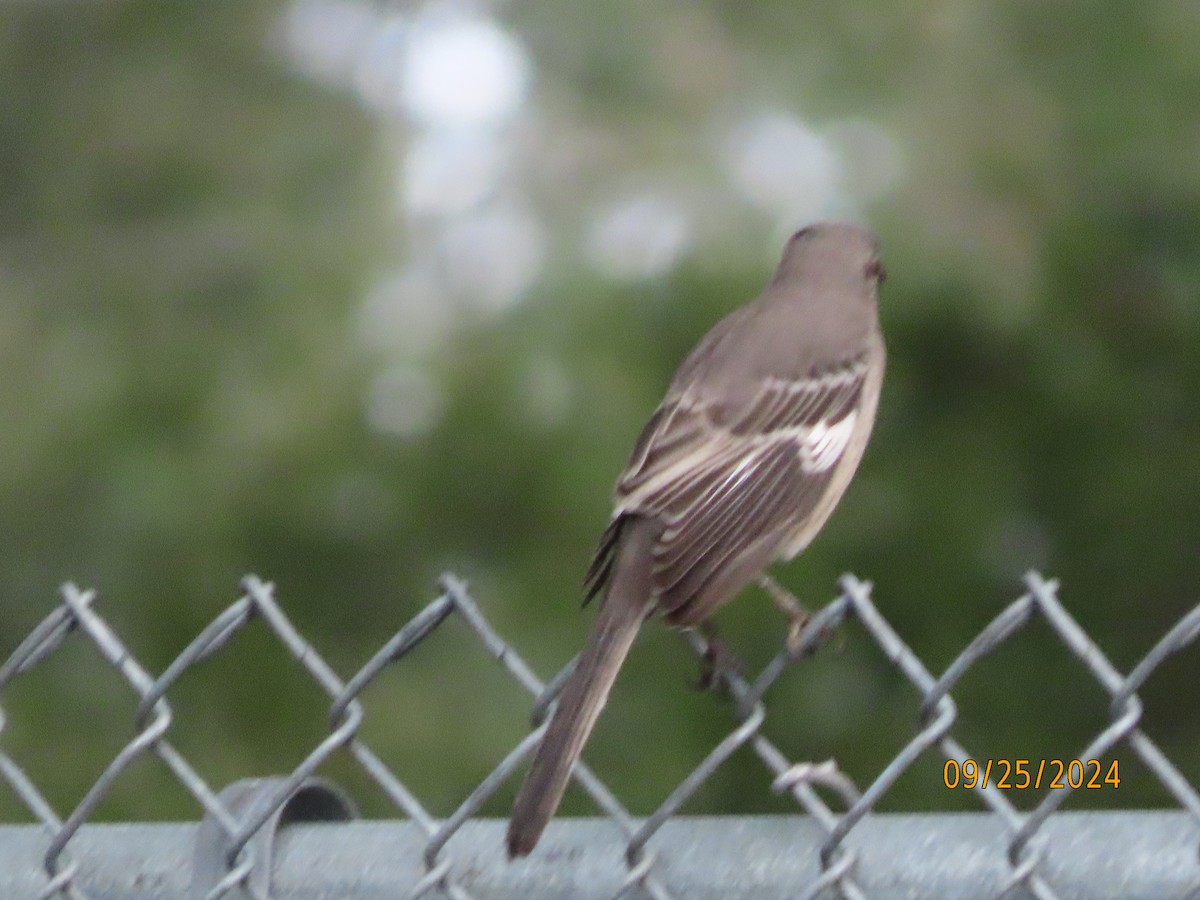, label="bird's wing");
[587,355,870,618]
